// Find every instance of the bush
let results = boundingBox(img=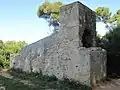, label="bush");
[96,27,120,77]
